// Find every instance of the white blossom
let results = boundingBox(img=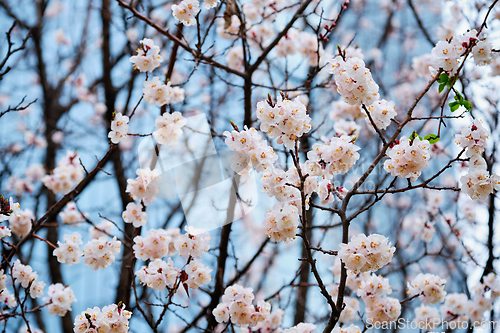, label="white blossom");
[339,233,395,273]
